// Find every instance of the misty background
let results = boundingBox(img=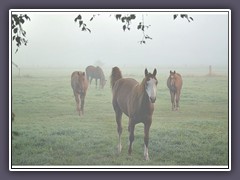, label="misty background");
[11,11,229,74]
